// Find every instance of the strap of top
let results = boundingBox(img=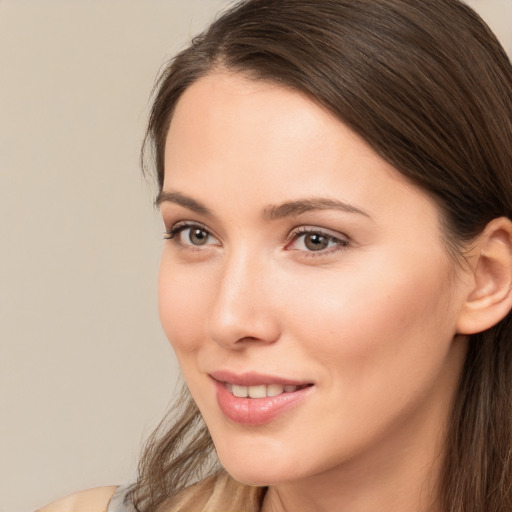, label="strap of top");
[106,485,137,512]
